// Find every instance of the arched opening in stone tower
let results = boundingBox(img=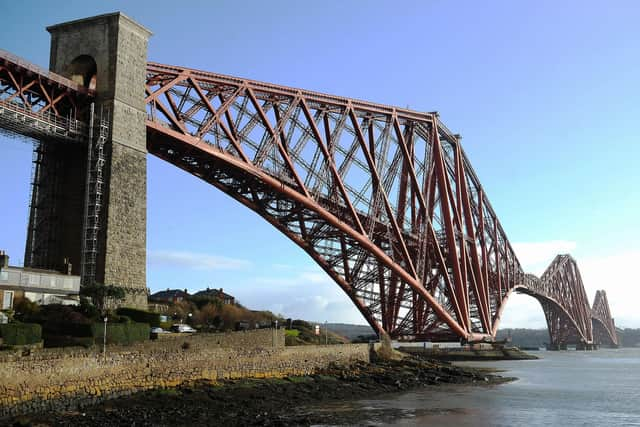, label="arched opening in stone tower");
[68,55,97,90]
